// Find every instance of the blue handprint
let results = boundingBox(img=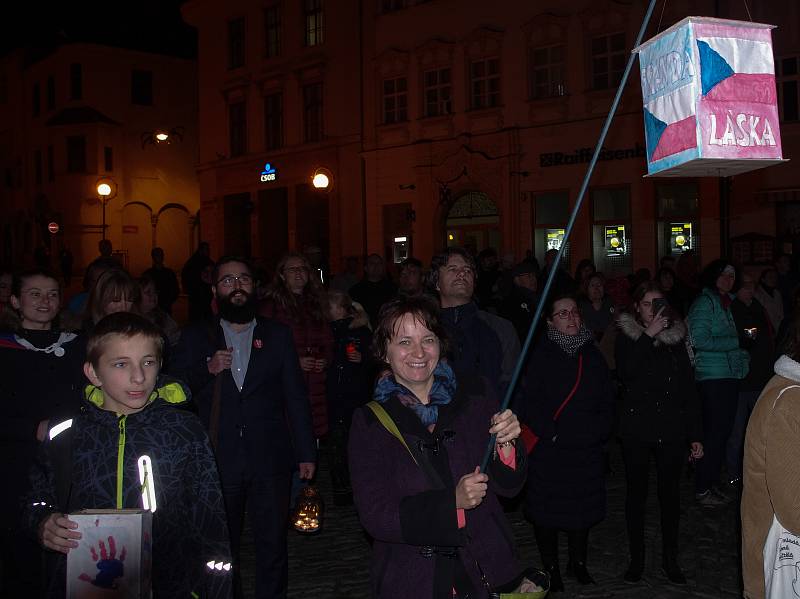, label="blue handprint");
[78,535,127,589]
